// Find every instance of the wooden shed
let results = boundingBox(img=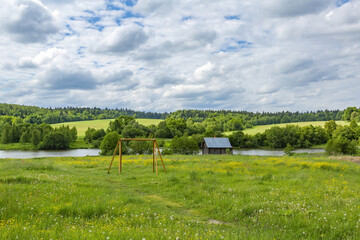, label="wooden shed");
[202,137,233,155]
